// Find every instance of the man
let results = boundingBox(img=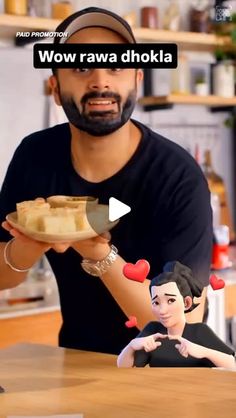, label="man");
[0,7,212,354]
